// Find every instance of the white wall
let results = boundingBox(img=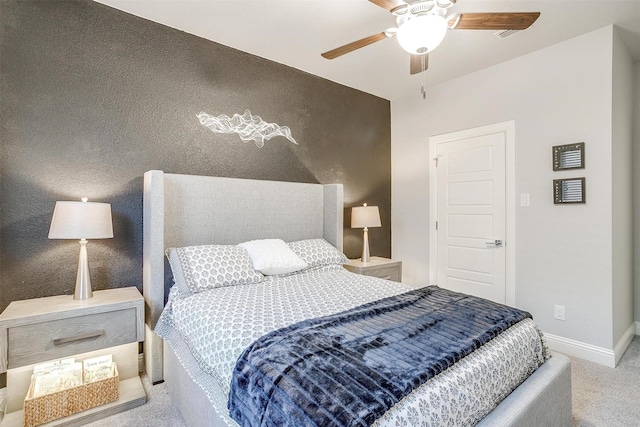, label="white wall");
[634,63,640,326]
[611,28,635,345]
[392,26,628,352]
